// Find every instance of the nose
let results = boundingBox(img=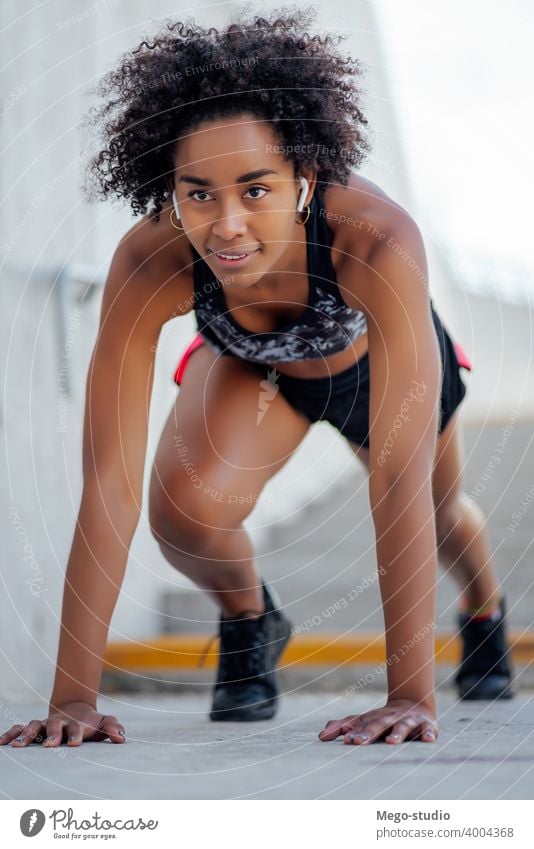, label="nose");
[210,202,248,240]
